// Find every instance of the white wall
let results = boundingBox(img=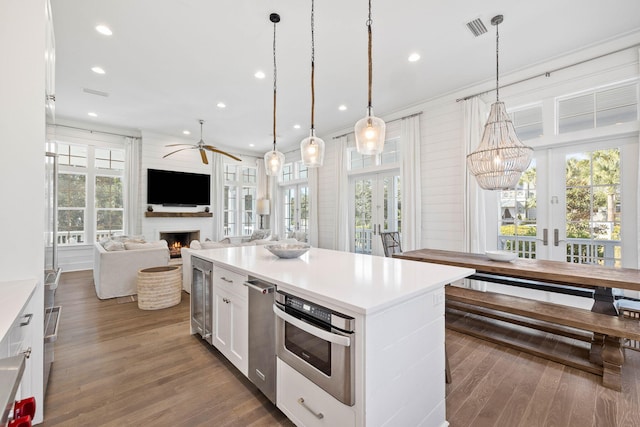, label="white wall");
[0,0,46,422]
[316,32,640,253]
